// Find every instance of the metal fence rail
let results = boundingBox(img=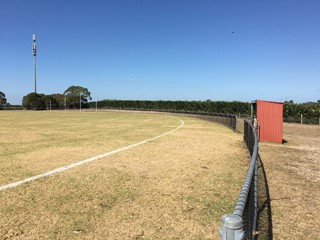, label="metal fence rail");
[220,119,259,240]
[168,110,237,131]
[99,108,237,132]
